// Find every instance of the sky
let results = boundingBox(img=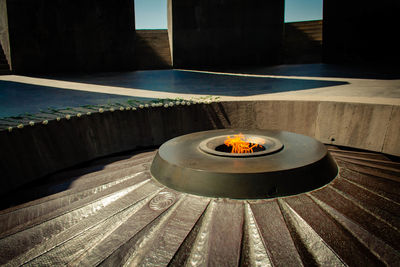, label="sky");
[135,0,323,29]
